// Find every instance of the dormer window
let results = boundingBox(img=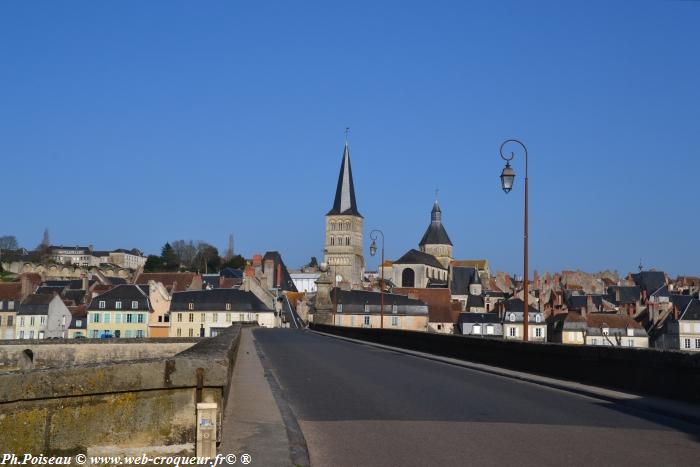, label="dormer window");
[188,303,194,311]
[226,303,231,311]
[627,328,634,337]
[535,315,541,323]
[115,301,122,309]
[602,327,610,336]
[509,313,515,322]
[99,301,106,309]
[131,301,138,309]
